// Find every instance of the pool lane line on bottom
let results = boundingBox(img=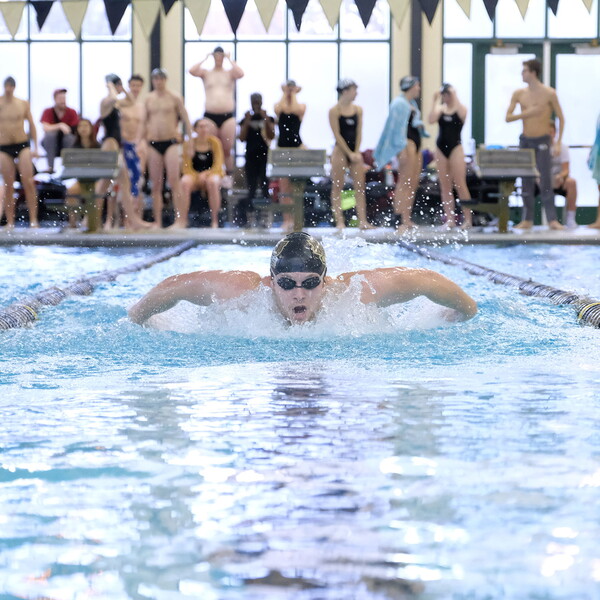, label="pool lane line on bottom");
[397,240,600,329]
[0,241,198,331]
